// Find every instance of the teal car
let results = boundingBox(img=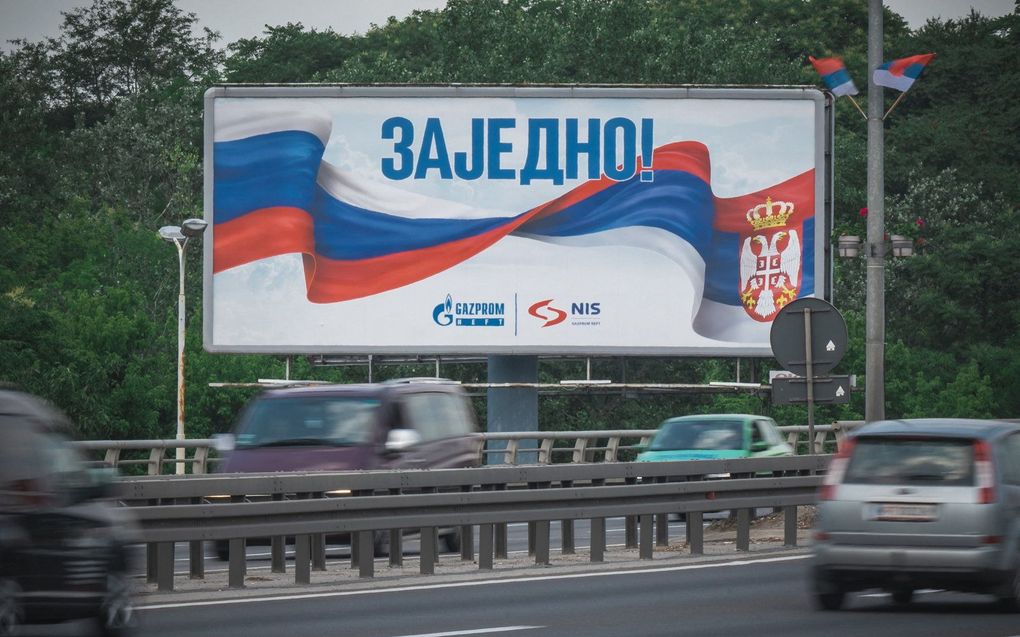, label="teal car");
[637,414,792,462]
